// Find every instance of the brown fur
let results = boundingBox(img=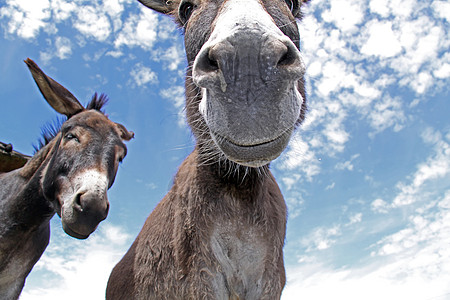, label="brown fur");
[108,0,310,298]
[108,149,286,299]
[0,59,133,299]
